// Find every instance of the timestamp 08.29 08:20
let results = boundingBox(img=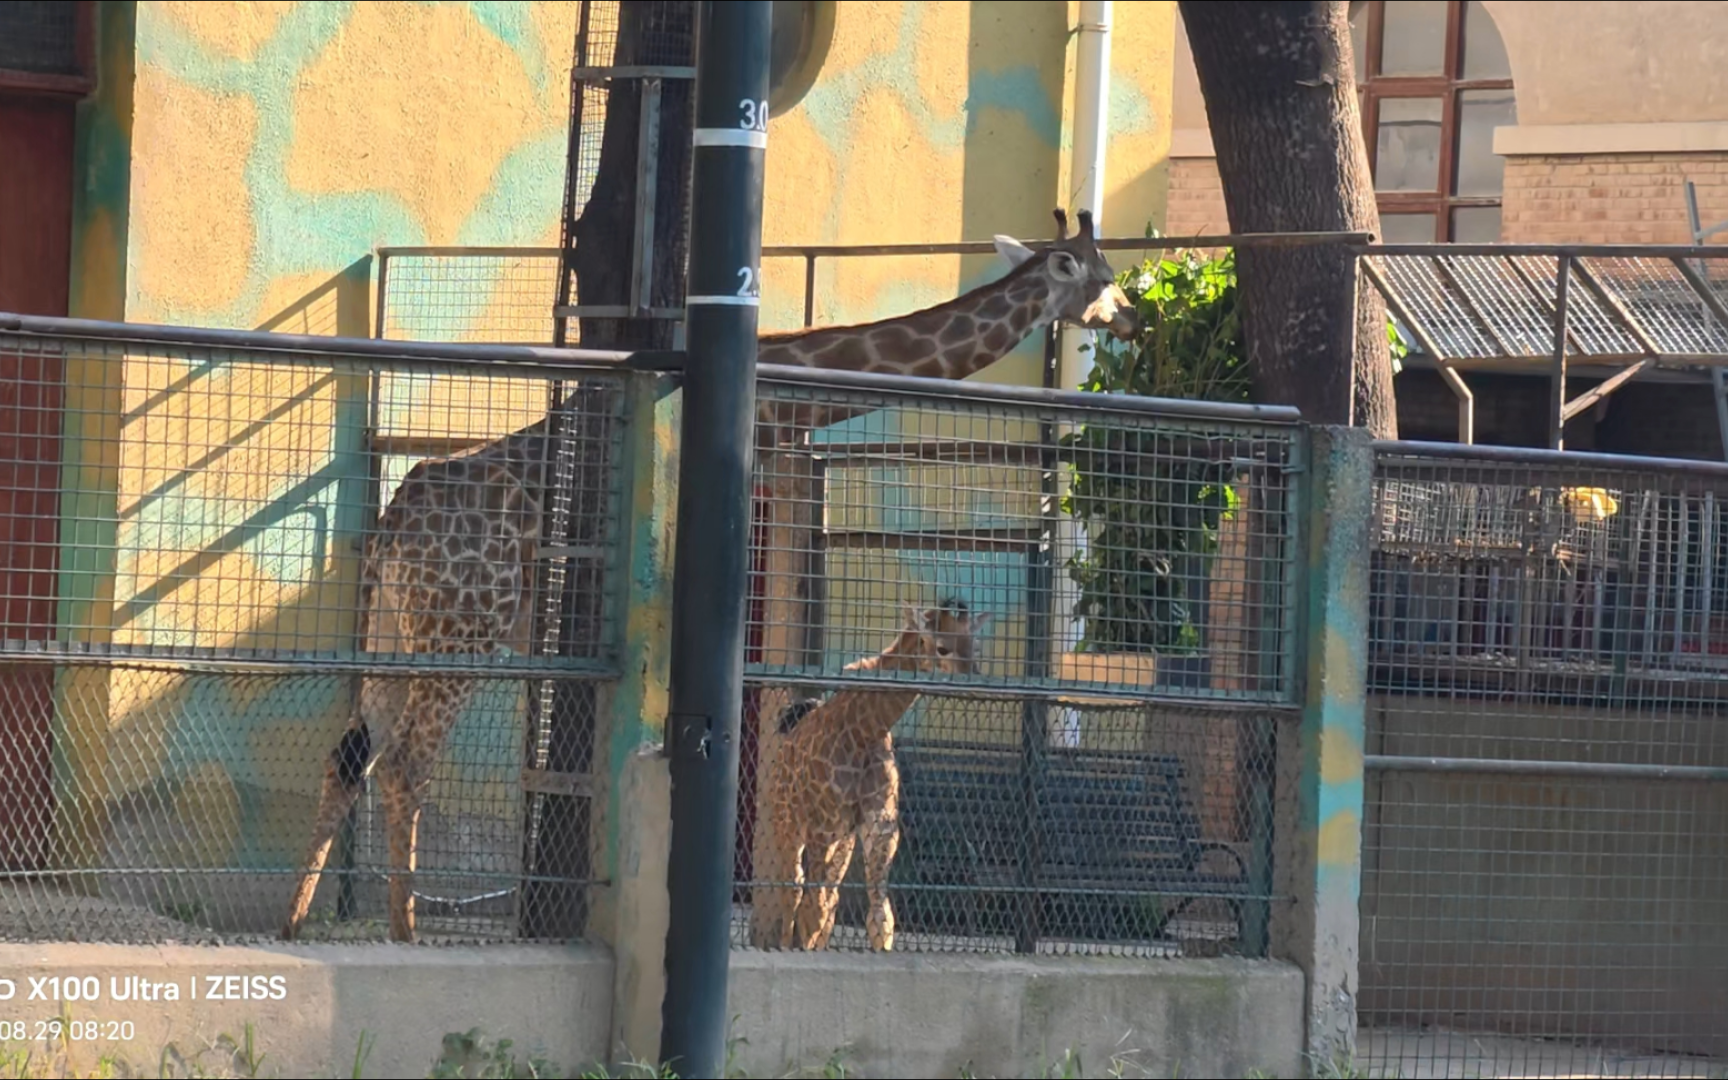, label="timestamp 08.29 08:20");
[1,1019,137,1042]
